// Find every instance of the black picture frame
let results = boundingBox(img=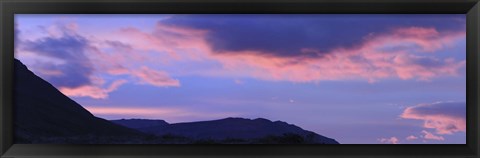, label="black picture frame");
[1,0,479,157]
